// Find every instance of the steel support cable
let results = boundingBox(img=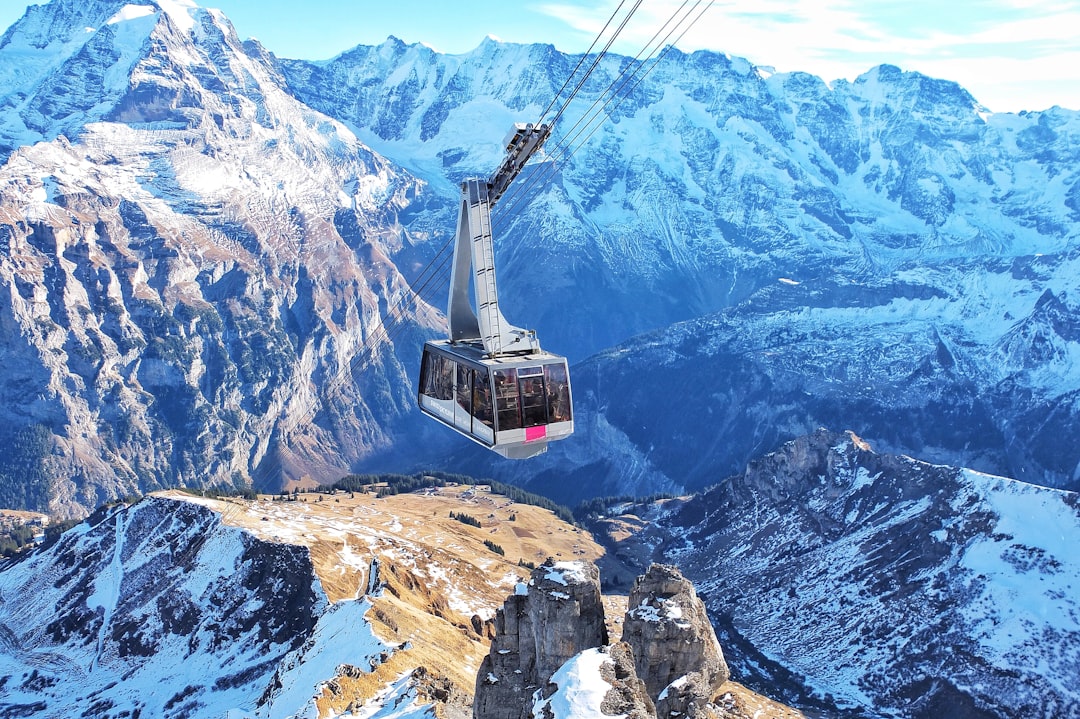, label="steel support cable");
[479,1,647,221]
[550,0,699,153]
[490,0,712,237]
[489,0,700,230]
[552,0,716,170]
[535,0,632,126]
[545,0,645,131]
